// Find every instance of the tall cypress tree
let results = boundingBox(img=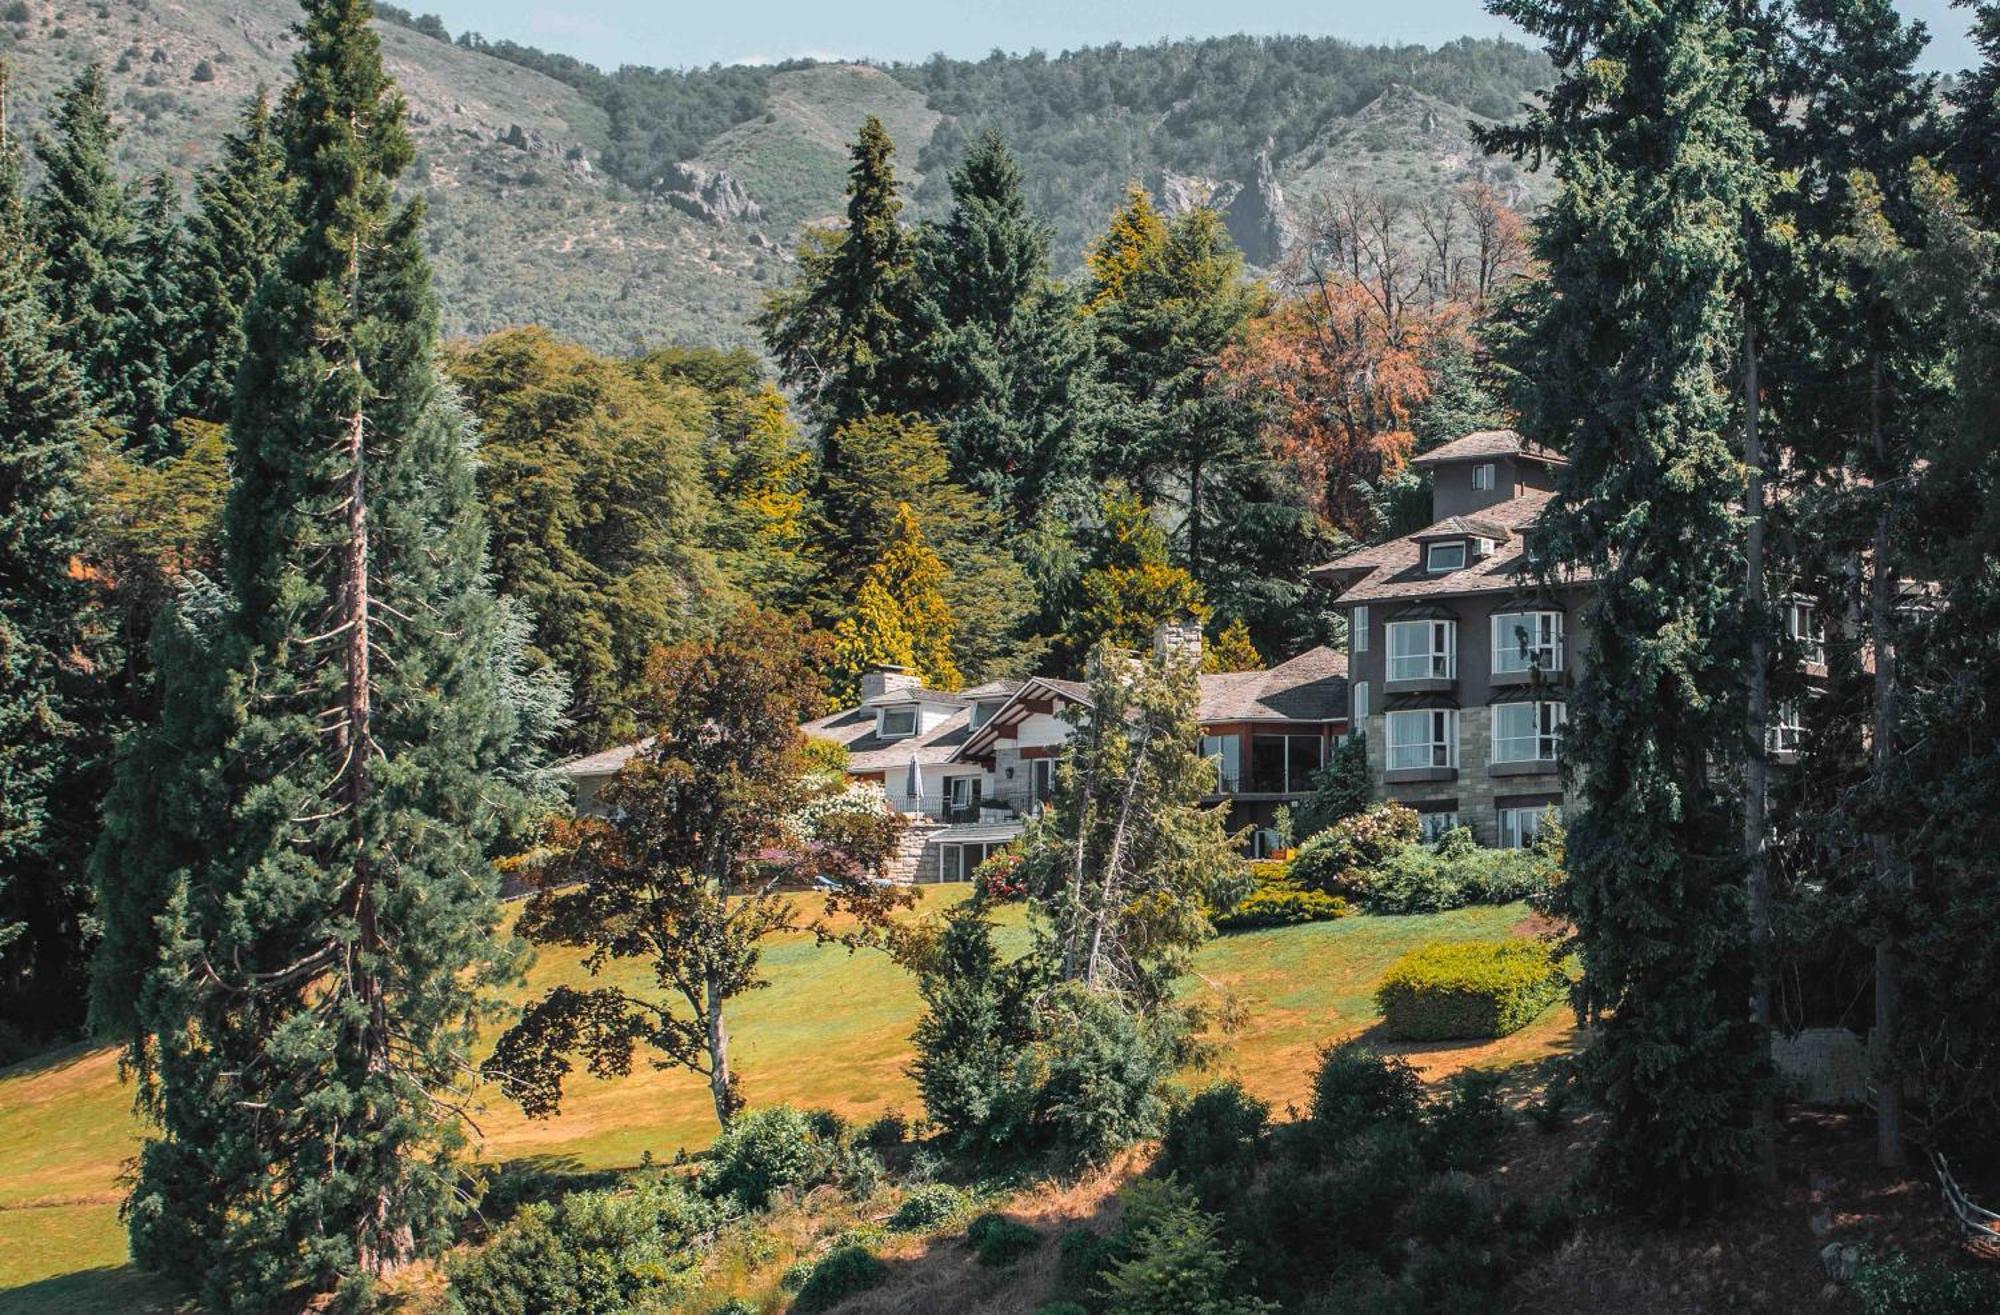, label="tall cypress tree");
[91,0,556,1303]
[0,62,108,1042]
[29,67,154,453]
[1951,2,2000,221]
[178,89,296,423]
[1482,0,1767,1216]
[125,175,188,456]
